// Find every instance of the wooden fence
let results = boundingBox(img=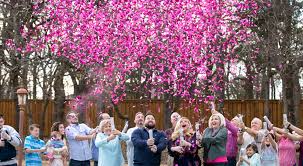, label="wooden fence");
[0,99,302,138]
